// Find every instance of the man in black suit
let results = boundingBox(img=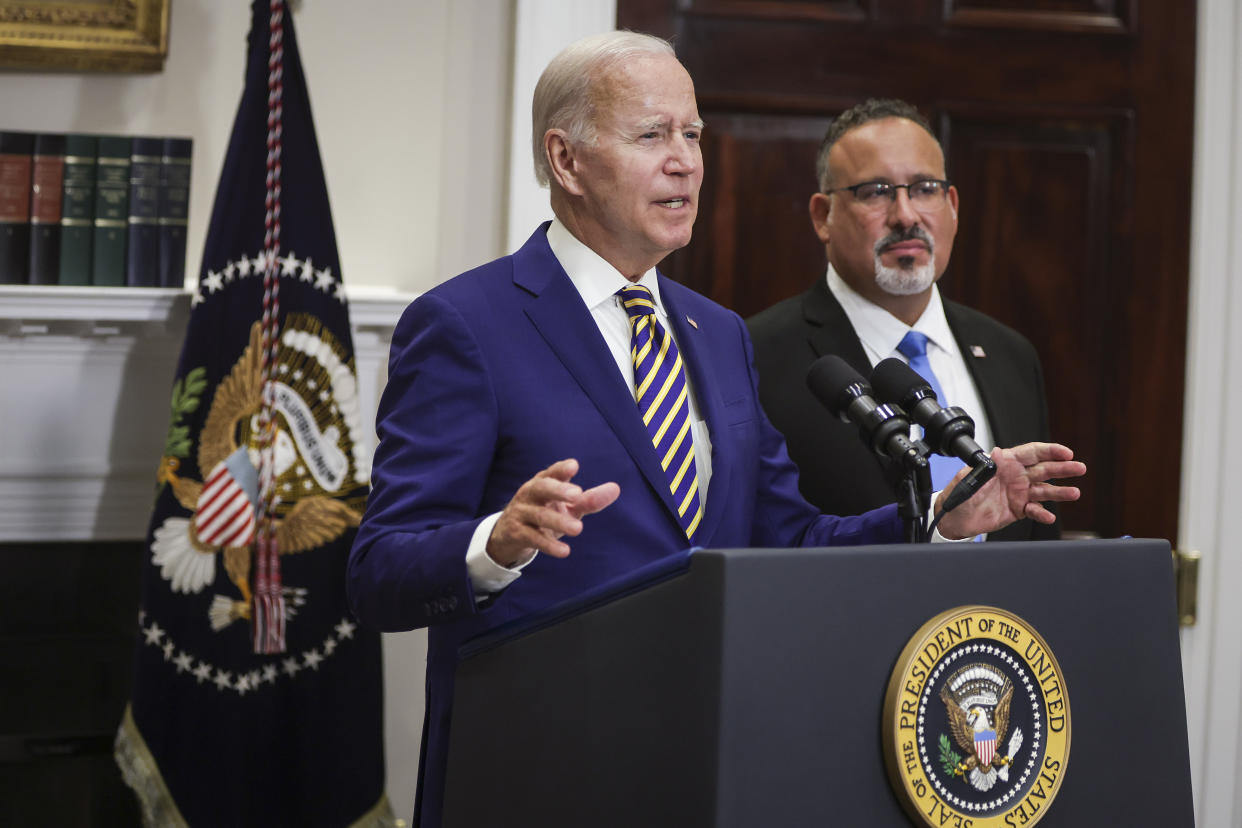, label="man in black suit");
[747,99,1057,541]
